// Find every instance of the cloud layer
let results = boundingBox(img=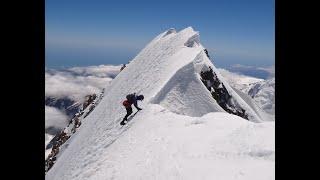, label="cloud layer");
[227,64,275,79]
[45,106,69,134]
[45,65,121,102]
[45,65,121,136]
